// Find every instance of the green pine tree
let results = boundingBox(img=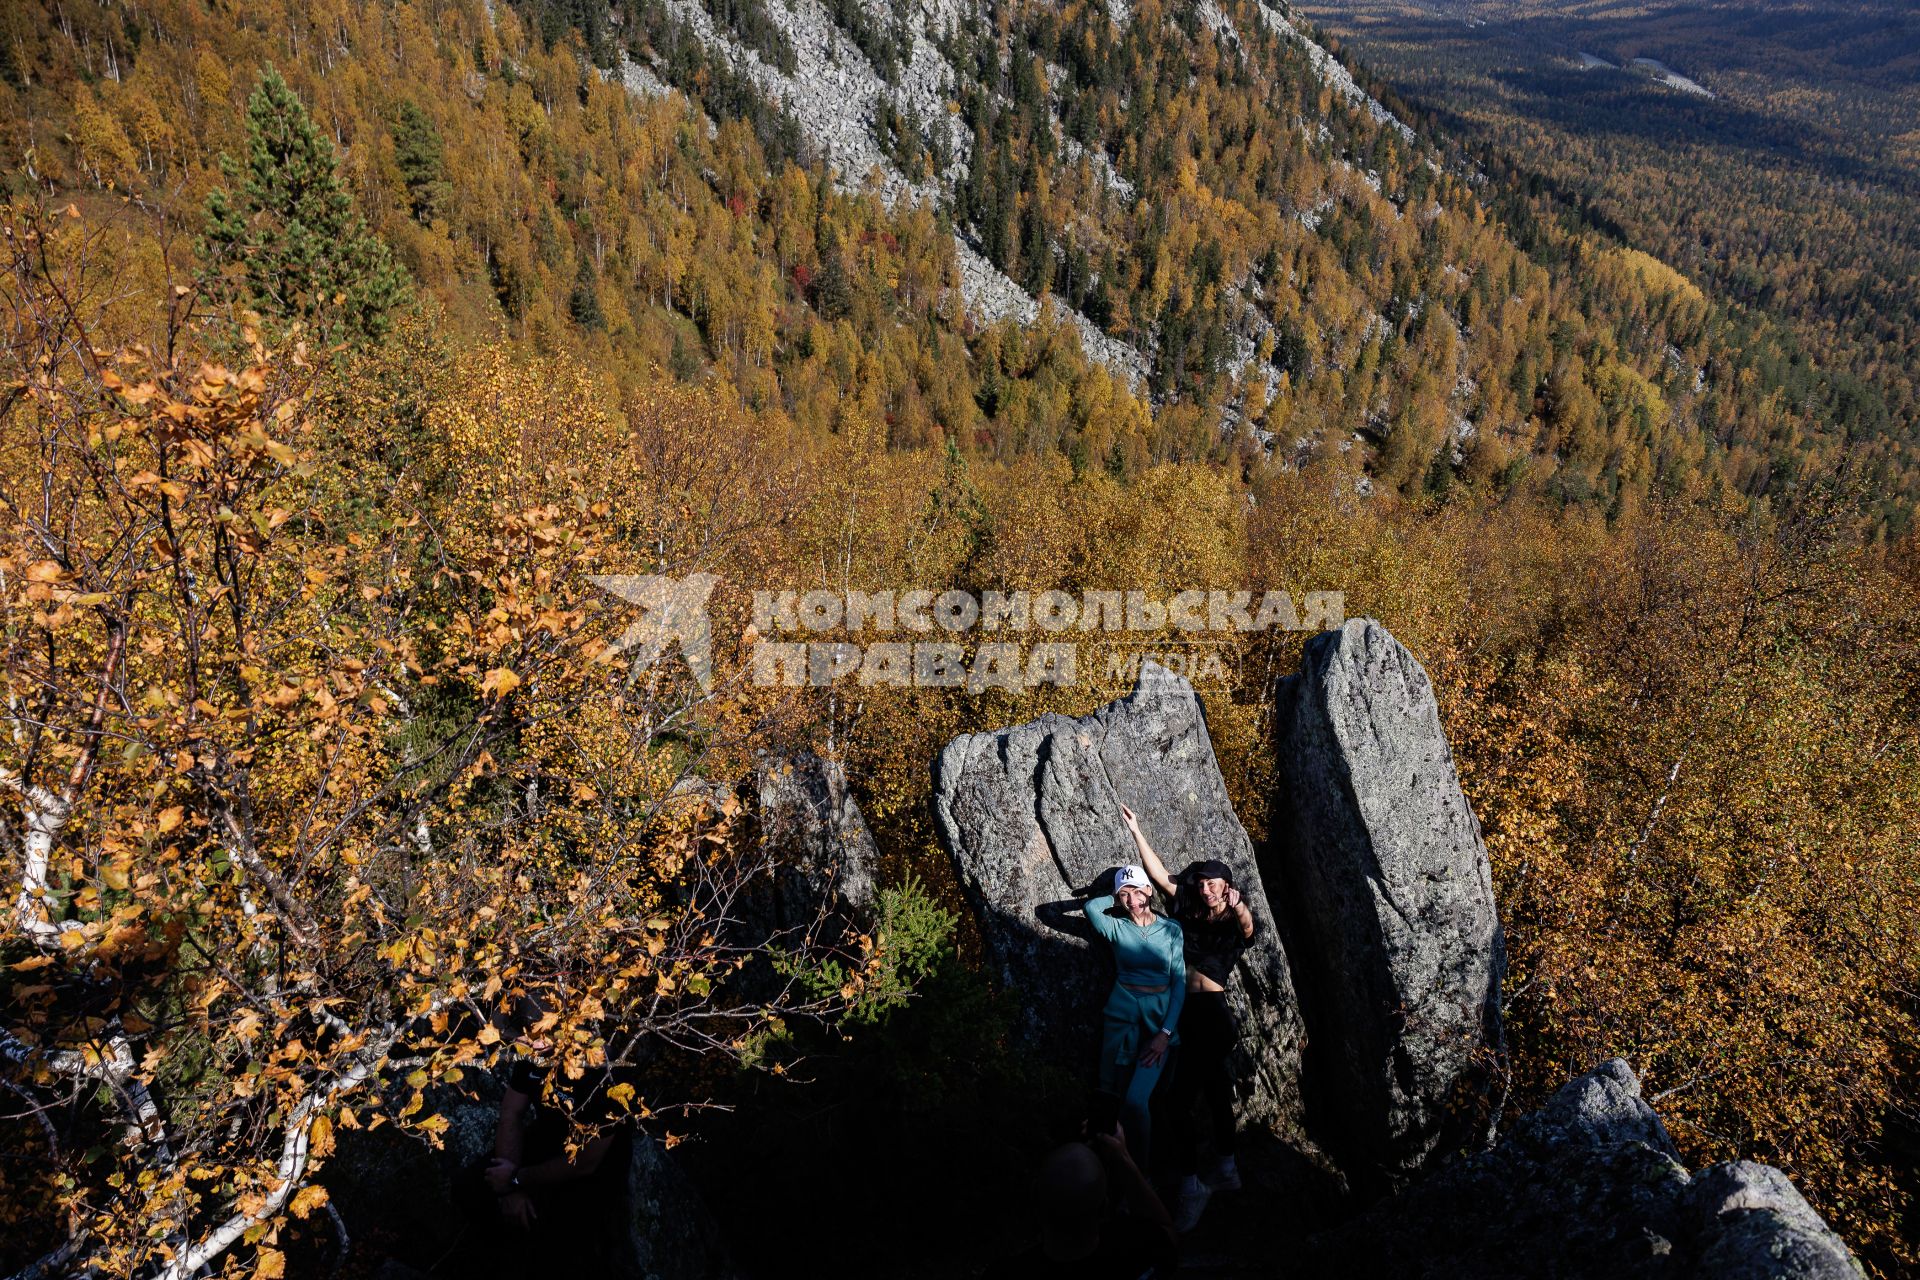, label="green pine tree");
[567,255,606,330]
[391,99,451,224]
[1020,199,1052,296]
[814,227,854,322]
[198,65,411,346]
[926,435,993,568]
